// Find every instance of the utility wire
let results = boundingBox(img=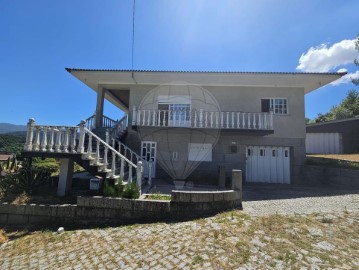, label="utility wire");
[131,0,136,70]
